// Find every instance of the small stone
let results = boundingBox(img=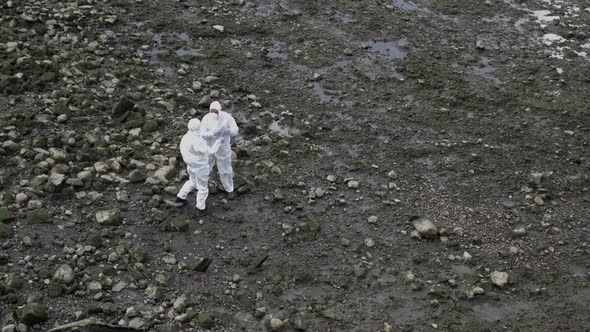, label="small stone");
[490,271,509,287]
[53,264,75,284]
[326,175,336,182]
[343,48,353,55]
[49,172,66,186]
[205,76,220,84]
[270,318,284,331]
[86,281,102,293]
[347,180,359,189]
[173,295,188,311]
[15,193,29,205]
[192,81,202,90]
[387,170,397,179]
[473,287,485,295]
[412,219,438,239]
[533,196,544,205]
[112,280,129,292]
[476,40,485,50]
[512,227,527,237]
[452,227,464,237]
[145,284,162,300]
[96,209,122,226]
[213,25,224,32]
[254,307,266,318]
[367,216,378,224]
[162,254,177,265]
